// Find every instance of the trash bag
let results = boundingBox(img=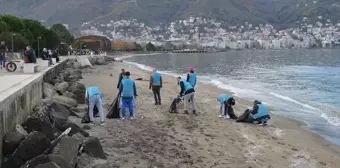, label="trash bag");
[169,96,182,113]
[81,105,99,123]
[106,93,121,119]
